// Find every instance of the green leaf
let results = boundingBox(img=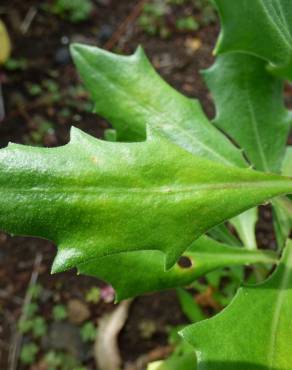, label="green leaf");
[71,44,283,248]
[229,208,258,250]
[176,288,205,322]
[1,127,292,272]
[80,322,96,342]
[204,53,290,173]
[80,235,277,301]
[85,287,101,303]
[70,43,246,168]
[208,224,241,246]
[32,316,47,338]
[71,43,254,245]
[52,304,68,321]
[148,336,197,370]
[147,352,196,370]
[283,146,292,176]
[181,239,292,370]
[214,0,292,80]
[273,148,292,248]
[20,343,39,365]
[273,197,292,249]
